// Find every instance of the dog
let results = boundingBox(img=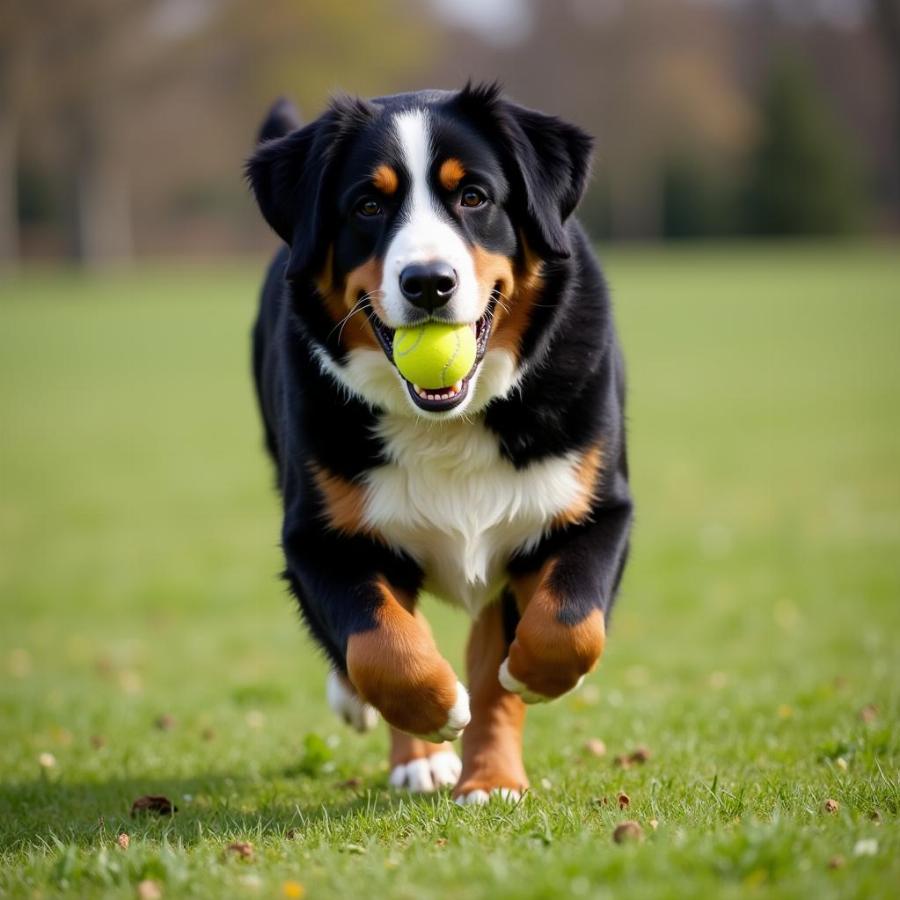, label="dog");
[246,84,633,803]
